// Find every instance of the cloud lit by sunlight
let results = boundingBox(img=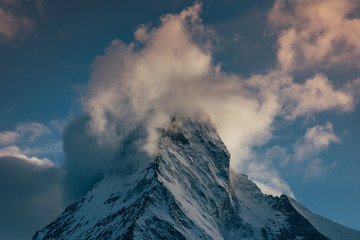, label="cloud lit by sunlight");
[269,0,360,72]
[60,2,359,198]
